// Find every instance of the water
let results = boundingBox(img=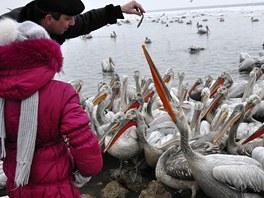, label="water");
[57,6,264,98]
